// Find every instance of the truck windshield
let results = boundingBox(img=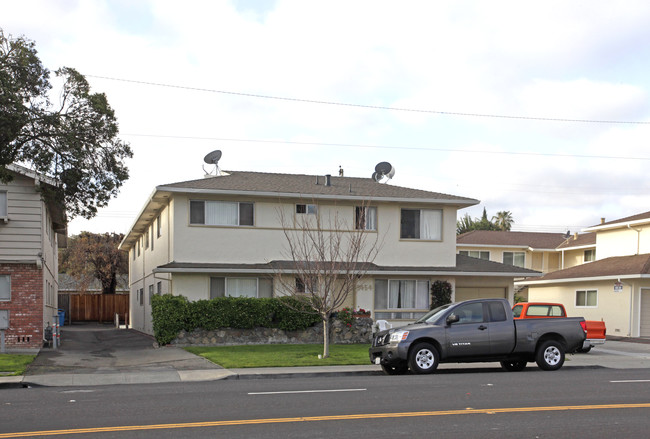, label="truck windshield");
[415,304,452,324]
